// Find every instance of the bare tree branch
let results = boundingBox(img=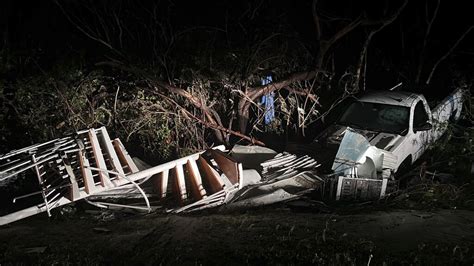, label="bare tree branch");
[54,0,125,58]
[426,25,474,85]
[415,0,441,84]
[354,0,408,89]
[316,16,363,68]
[237,70,323,132]
[156,92,265,146]
[95,61,226,142]
[246,71,320,101]
[312,0,321,41]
